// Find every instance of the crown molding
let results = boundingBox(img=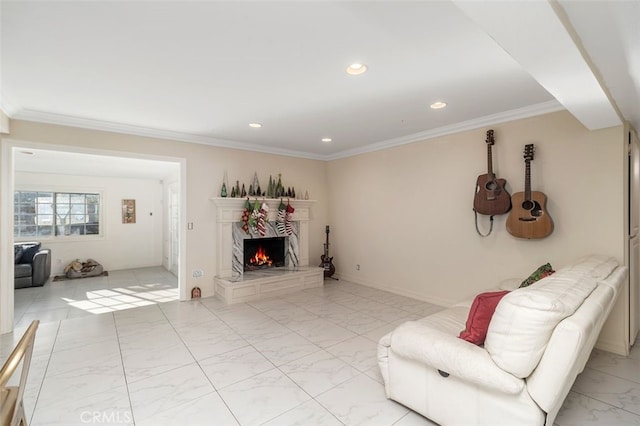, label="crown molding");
[9,100,564,162]
[326,100,565,160]
[10,109,328,161]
